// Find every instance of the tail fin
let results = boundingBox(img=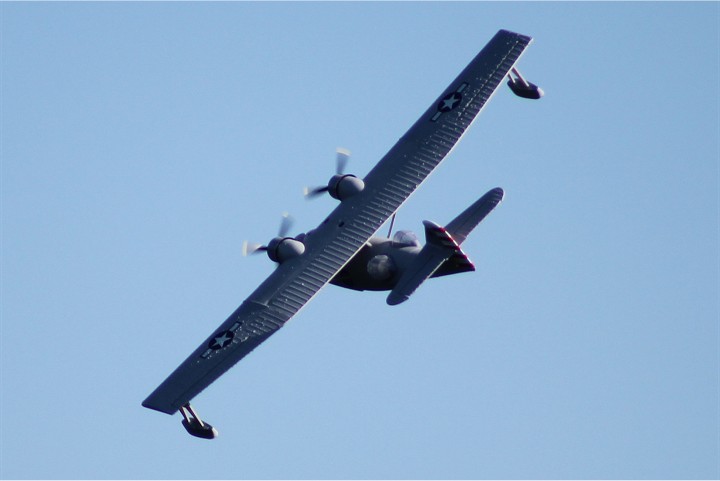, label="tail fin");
[422,220,475,278]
